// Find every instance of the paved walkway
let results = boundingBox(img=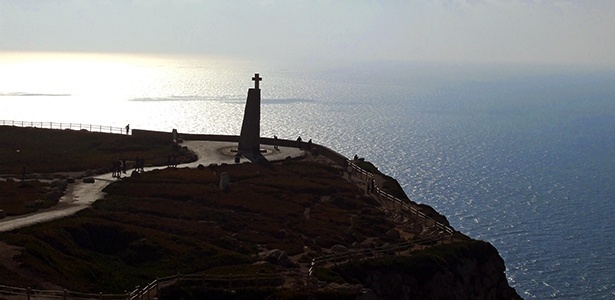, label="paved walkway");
[0,141,305,232]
